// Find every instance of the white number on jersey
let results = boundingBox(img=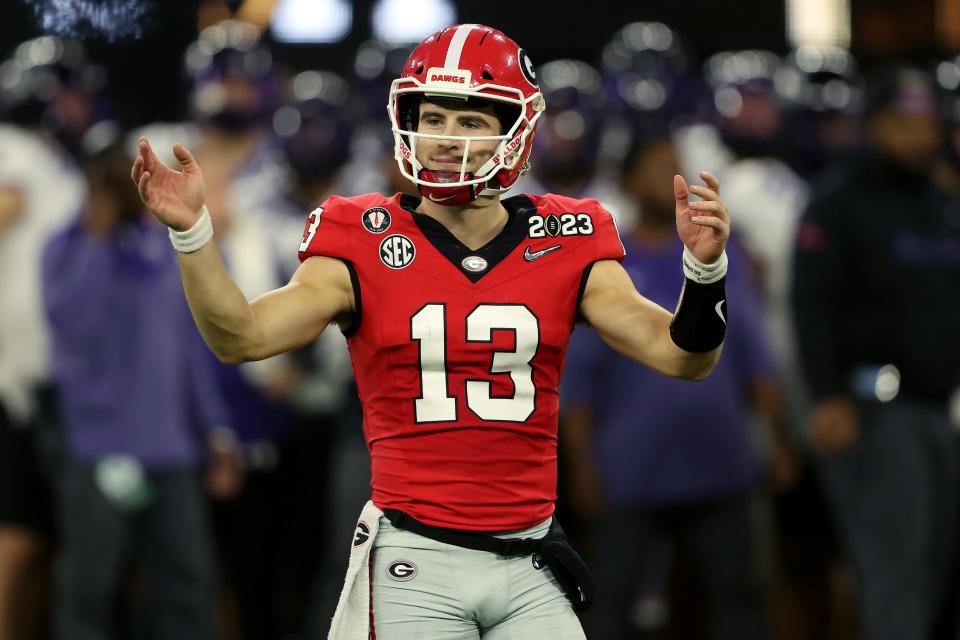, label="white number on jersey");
[298,207,323,252]
[411,303,458,422]
[410,304,539,423]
